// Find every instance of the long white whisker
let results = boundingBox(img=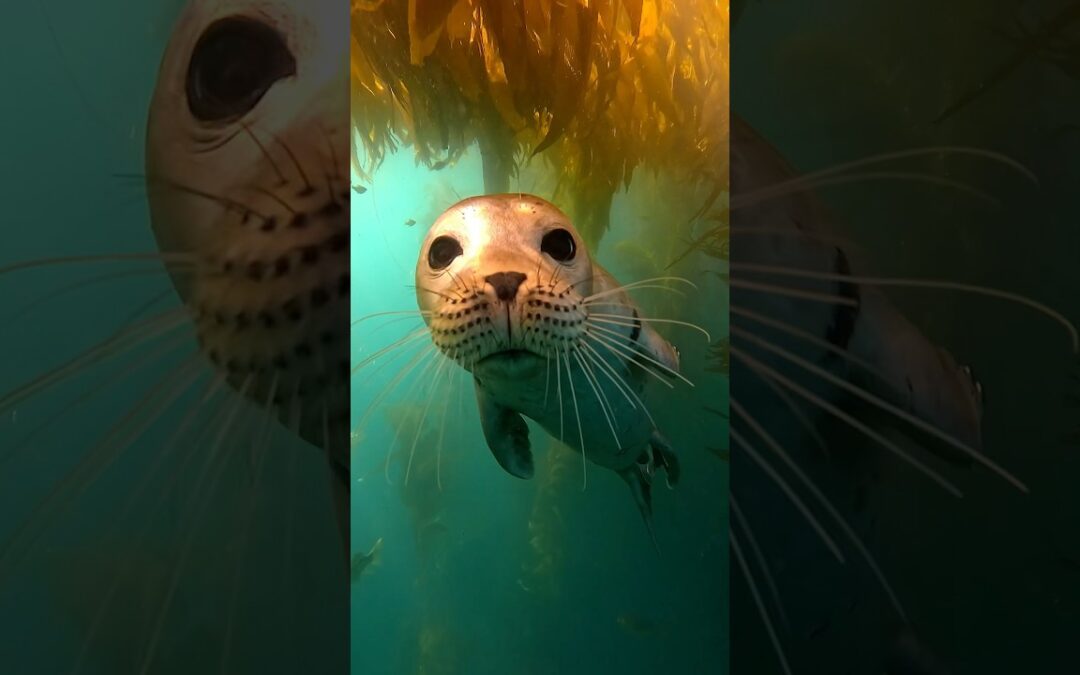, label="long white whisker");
[351,326,432,373]
[729,278,860,307]
[405,355,452,485]
[571,349,620,450]
[733,326,1027,492]
[731,263,1079,352]
[562,351,587,491]
[732,397,907,619]
[582,276,698,302]
[585,327,692,387]
[351,309,433,326]
[586,313,712,341]
[583,331,675,389]
[731,495,790,630]
[732,347,963,497]
[730,428,845,563]
[731,529,793,675]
